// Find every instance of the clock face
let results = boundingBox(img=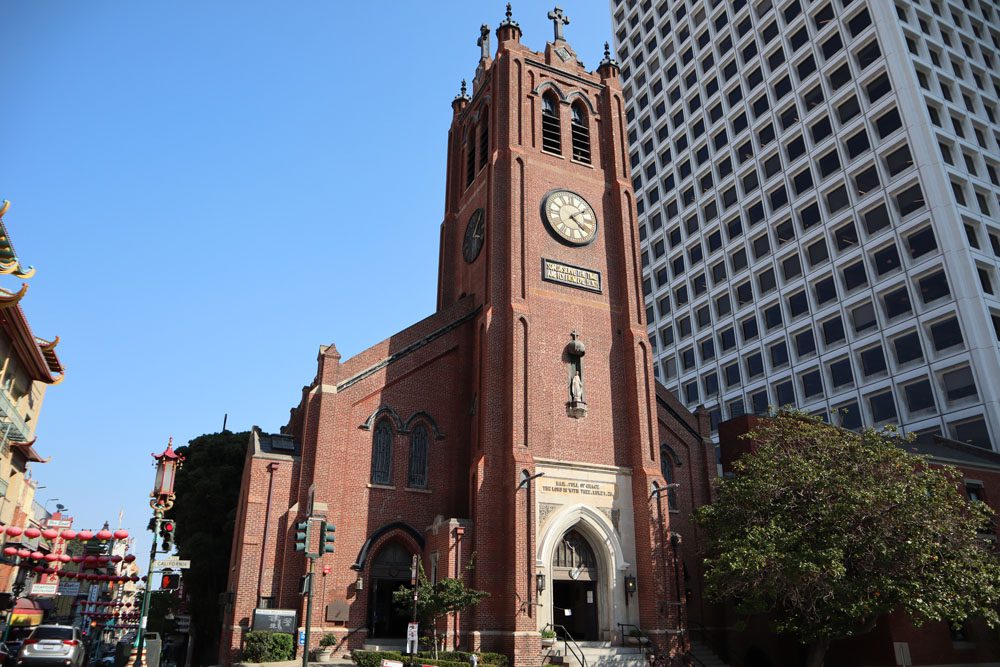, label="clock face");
[541,190,598,246]
[463,208,485,263]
